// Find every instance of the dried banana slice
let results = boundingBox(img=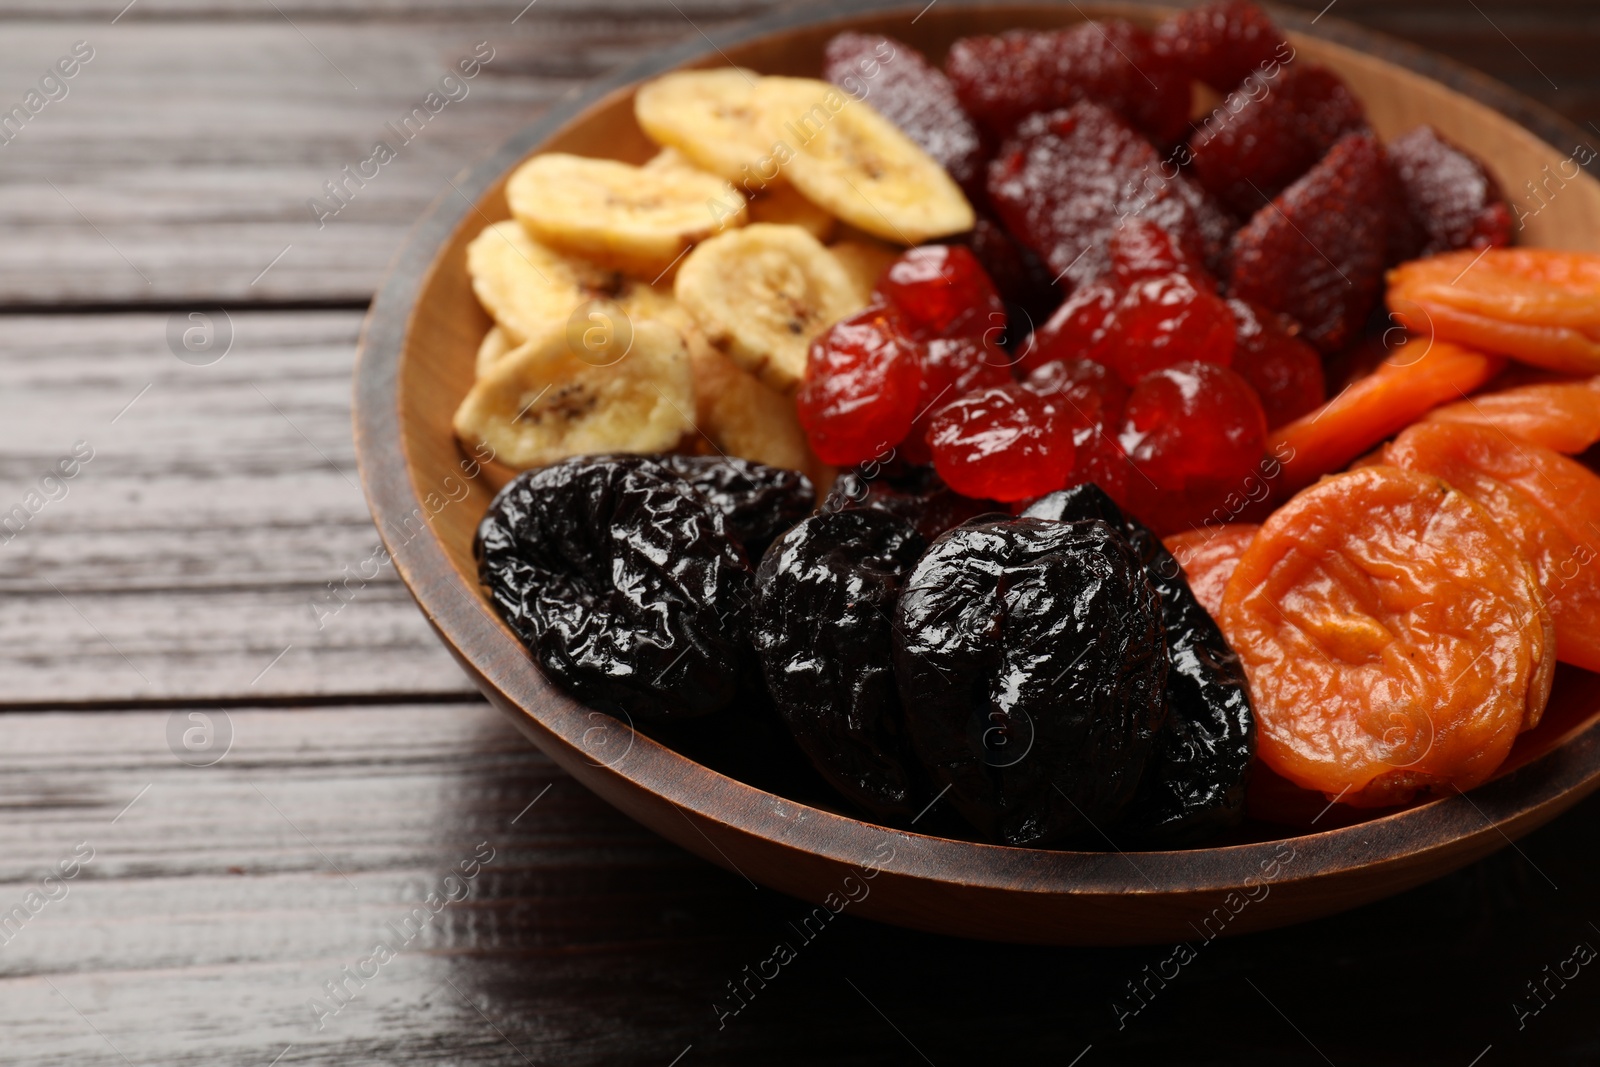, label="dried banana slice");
[506,153,746,278]
[684,321,814,472]
[642,146,702,174]
[754,77,974,245]
[475,324,517,377]
[452,319,694,470]
[674,223,860,392]
[829,238,899,307]
[634,68,775,189]
[748,183,835,242]
[466,220,620,346]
